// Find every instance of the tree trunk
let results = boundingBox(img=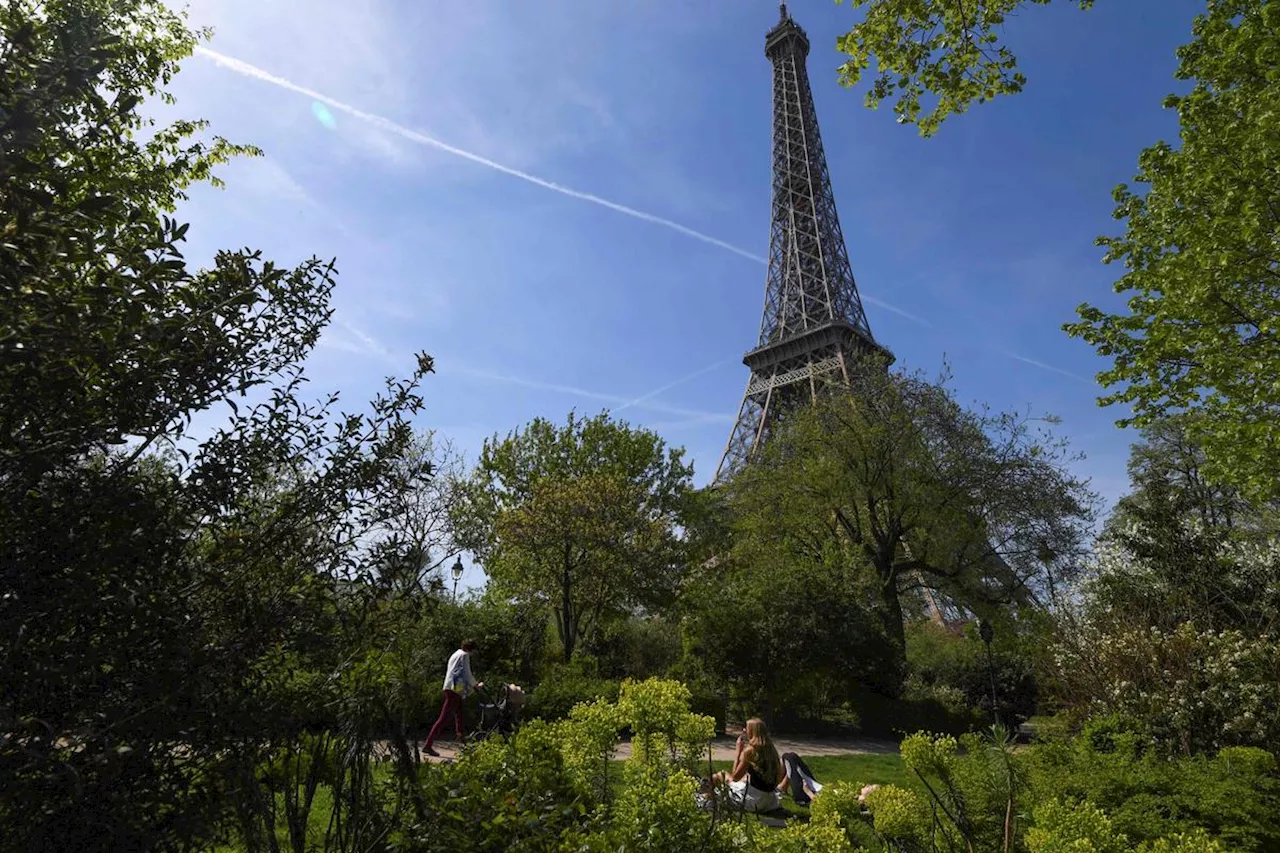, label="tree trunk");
[877,568,908,695]
[561,548,575,662]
